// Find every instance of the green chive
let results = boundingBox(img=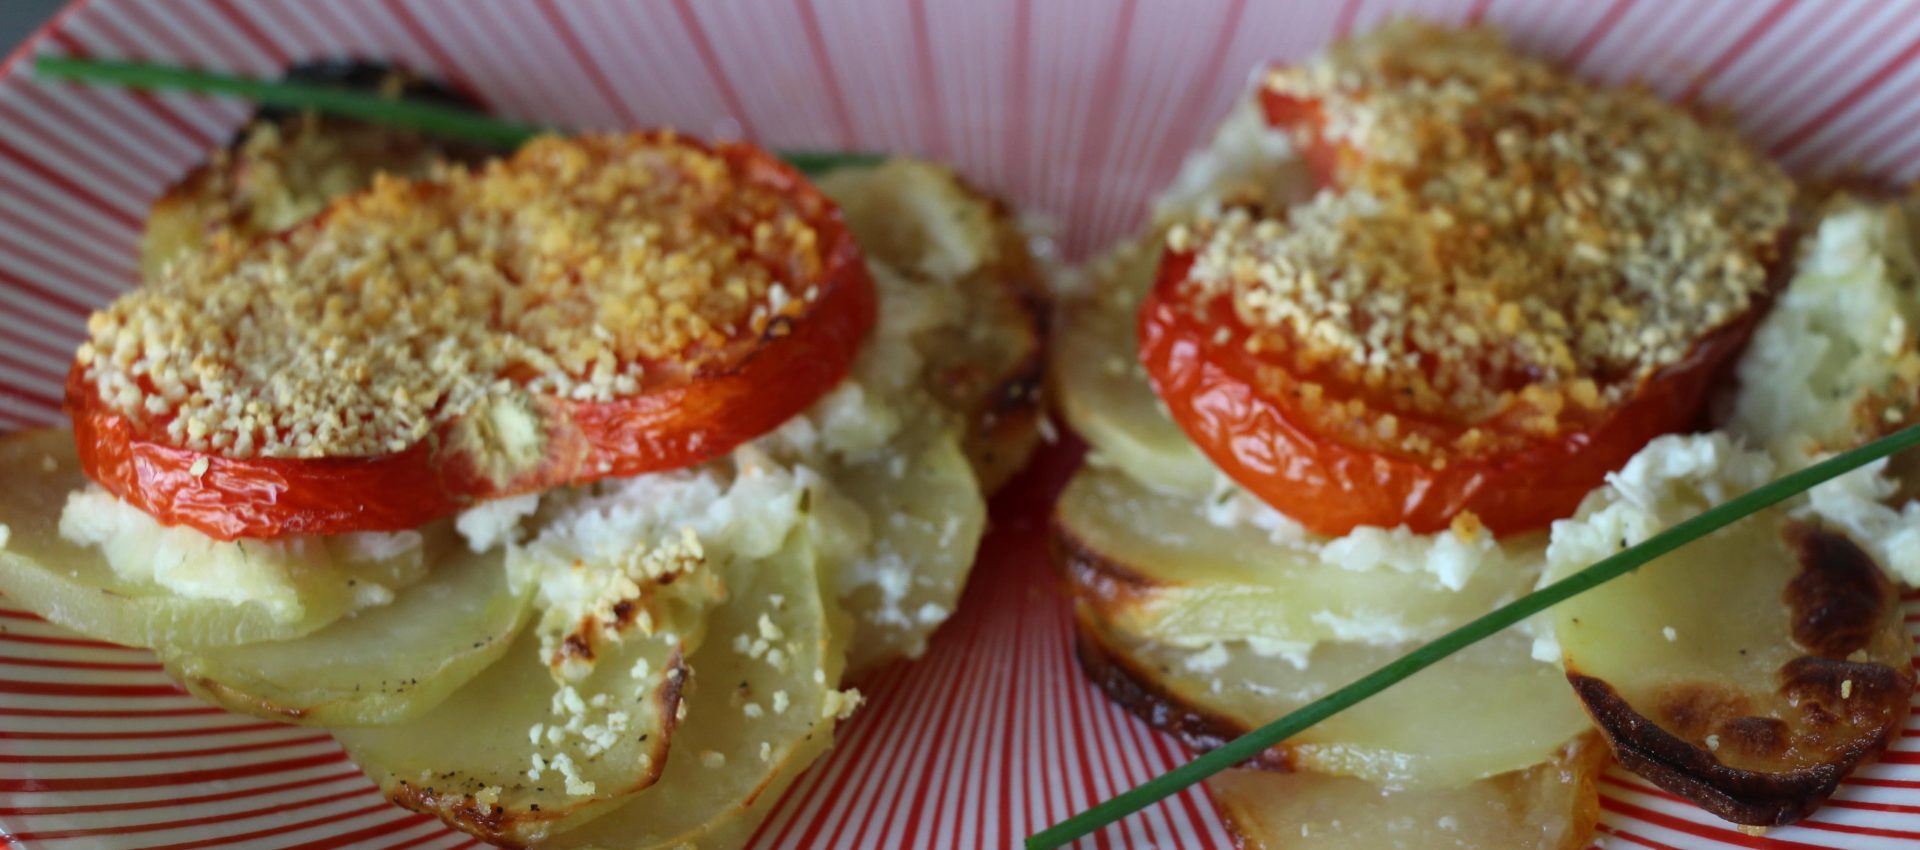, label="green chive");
[31,56,881,175]
[35,56,545,147]
[1027,422,1920,850]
